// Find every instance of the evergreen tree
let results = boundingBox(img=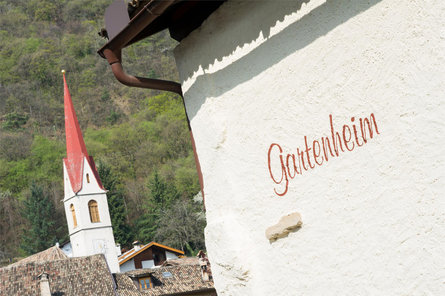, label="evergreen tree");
[150,170,176,206]
[97,162,133,247]
[136,171,178,243]
[21,183,57,255]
